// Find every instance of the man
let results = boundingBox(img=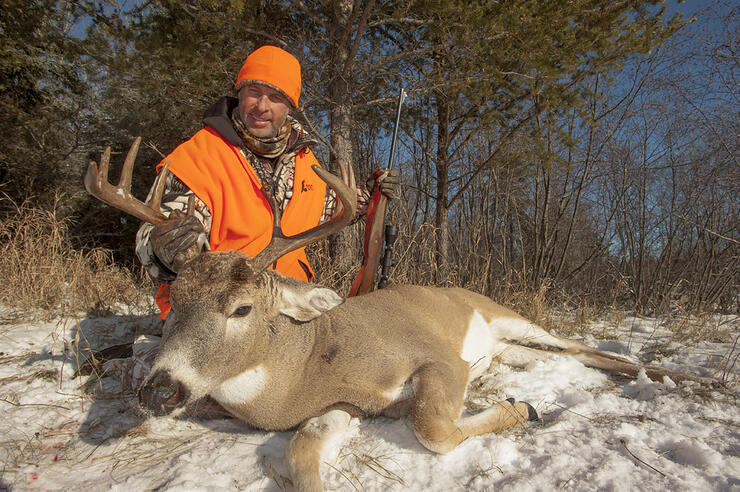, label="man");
[78,45,397,383]
[135,45,397,319]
